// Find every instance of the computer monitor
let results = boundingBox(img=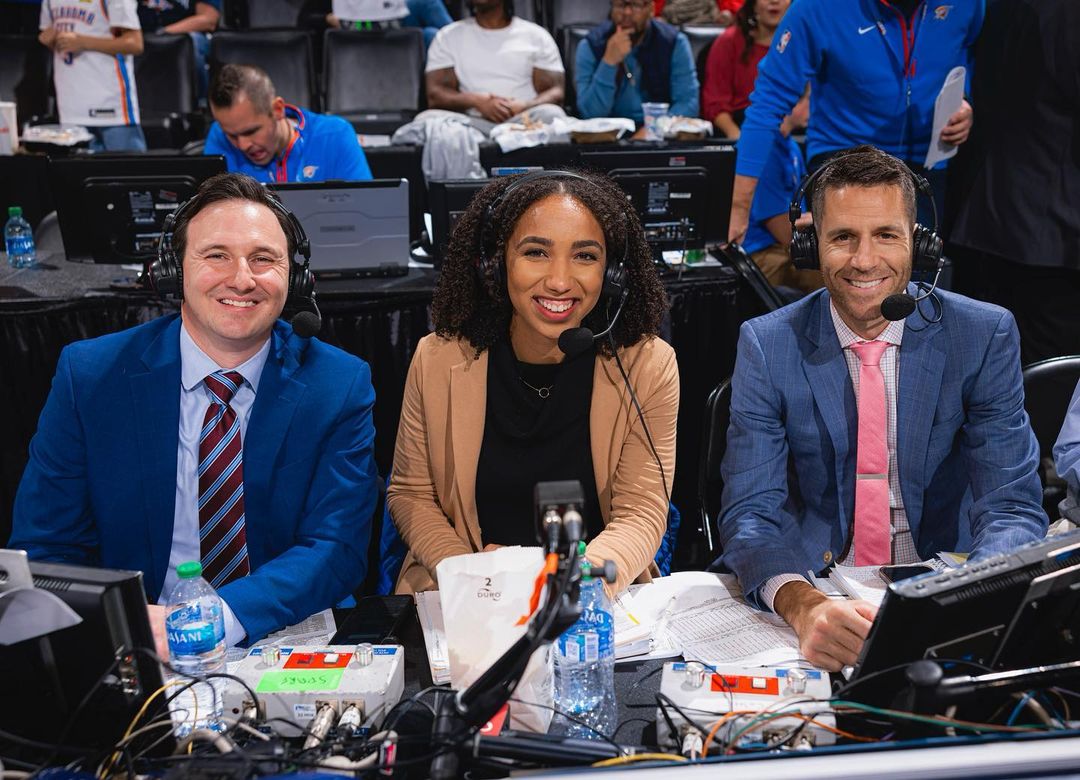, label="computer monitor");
[609,166,709,252]
[579,143,736,244]
[272,179,410,278]
[0,559,169,755]
[849,532,1080,706]
[428,177,490,267]
[50,154,227,264]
